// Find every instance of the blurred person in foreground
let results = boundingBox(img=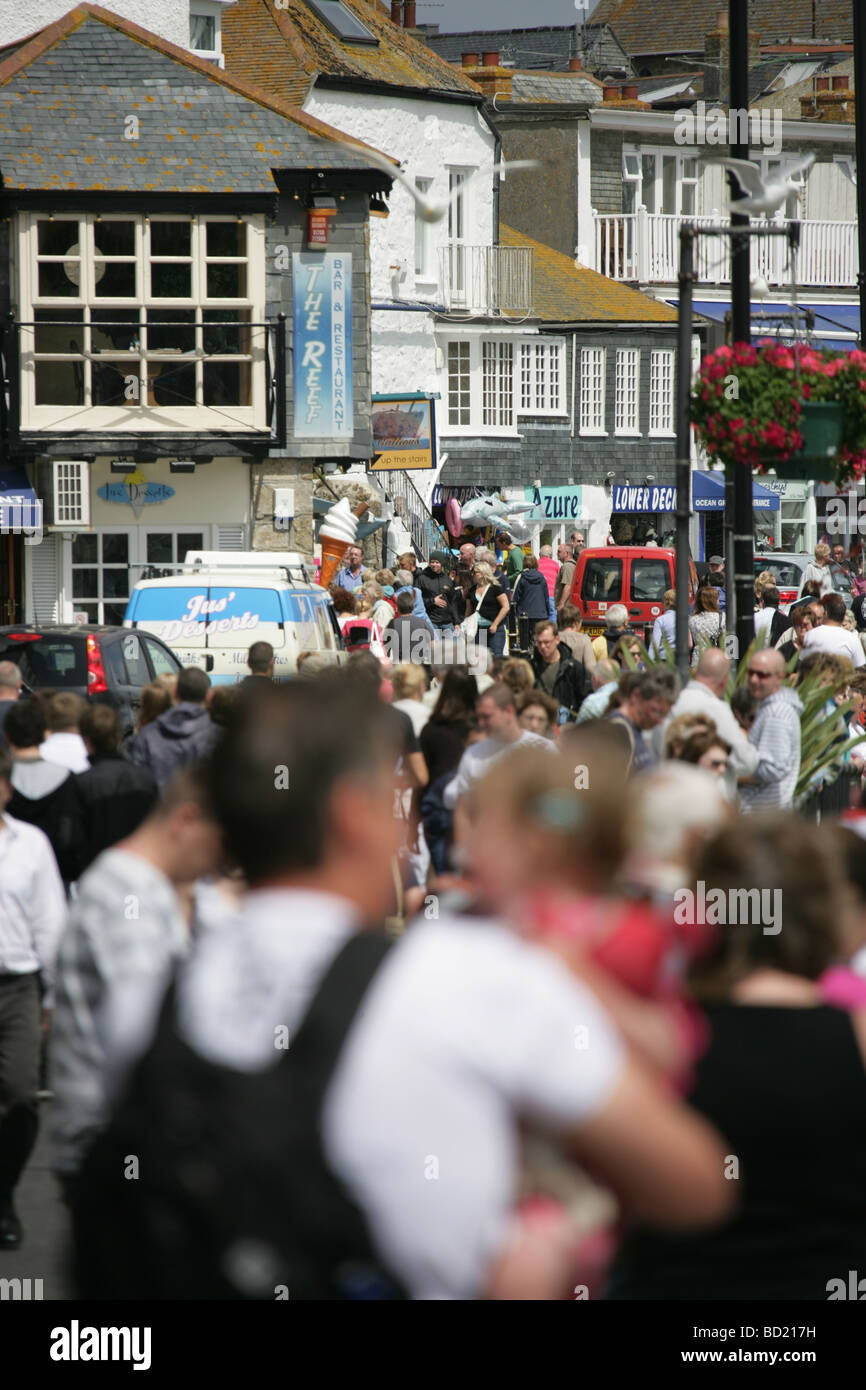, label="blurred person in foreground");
[74,705,158,876]
[609,814,866,1300]
[51,766,223,1199]
[656,650,758,802]
[606,669,679,773]
[0,744,66,1248]
[517,690,559,740]
[73,675,733,1299]
[443,683,555,811]
[41,692,89,774]
[576,659,620,724]
[620,762,731,910]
